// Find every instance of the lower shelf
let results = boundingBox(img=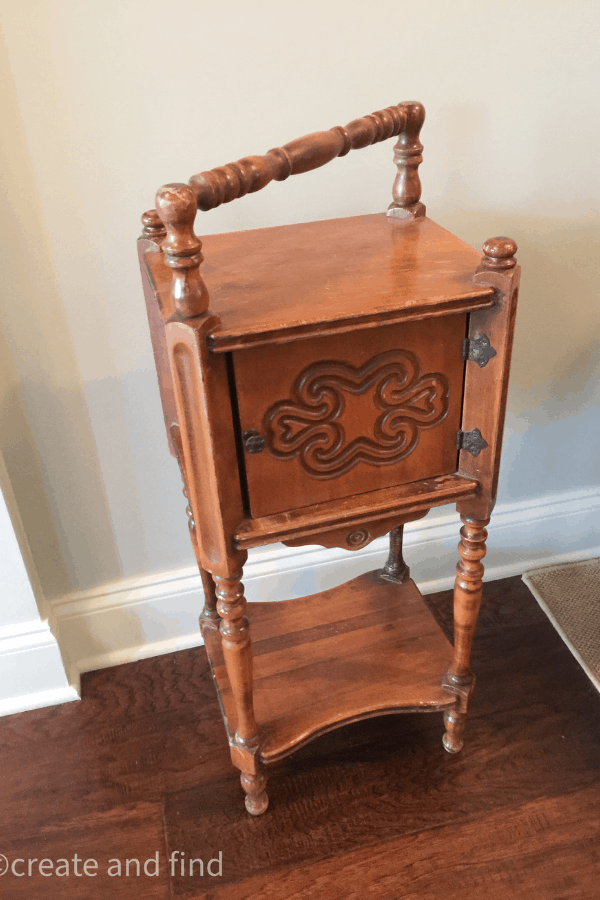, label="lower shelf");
[203,569,456,764]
